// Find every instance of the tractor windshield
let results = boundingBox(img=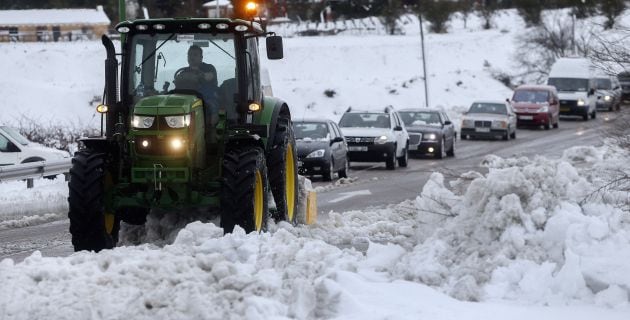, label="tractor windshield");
[128,33,237,106]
